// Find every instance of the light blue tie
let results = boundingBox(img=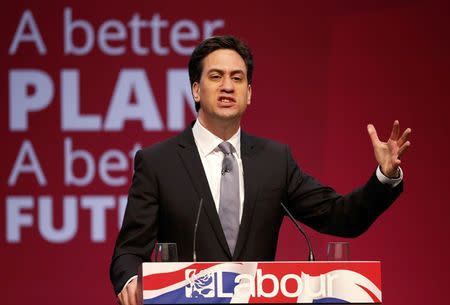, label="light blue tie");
[218,142,240,255]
